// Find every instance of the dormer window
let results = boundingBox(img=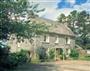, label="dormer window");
[66,37,71,44]
[44,35,49,43]
[55,36,59,43]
